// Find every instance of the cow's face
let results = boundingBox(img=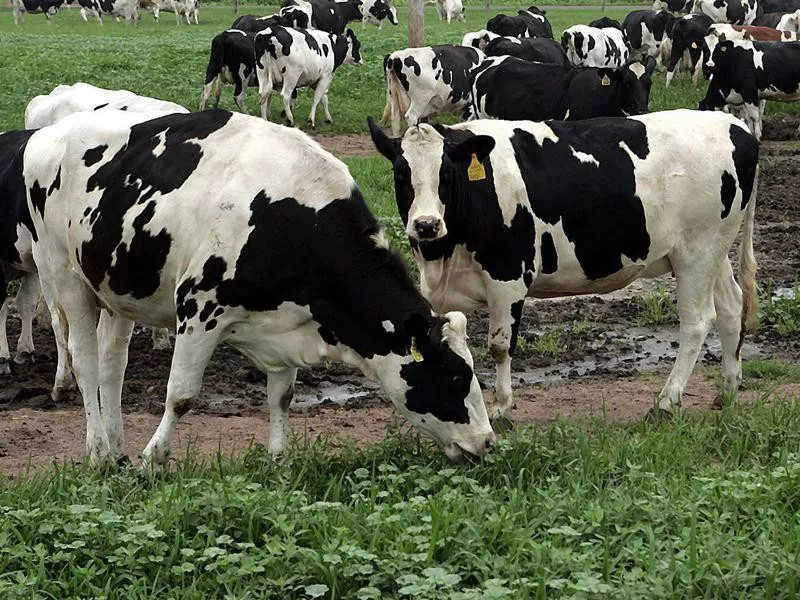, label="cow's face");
[613,58,656,116]
[369,119,494,242]
[785,10,800,33]
[386,312,495,461]
[345,29,363,65]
